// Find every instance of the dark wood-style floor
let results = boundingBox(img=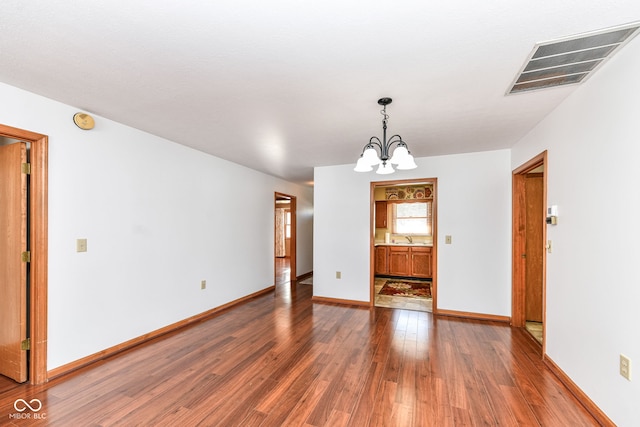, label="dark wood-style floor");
[1,276,598,426]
